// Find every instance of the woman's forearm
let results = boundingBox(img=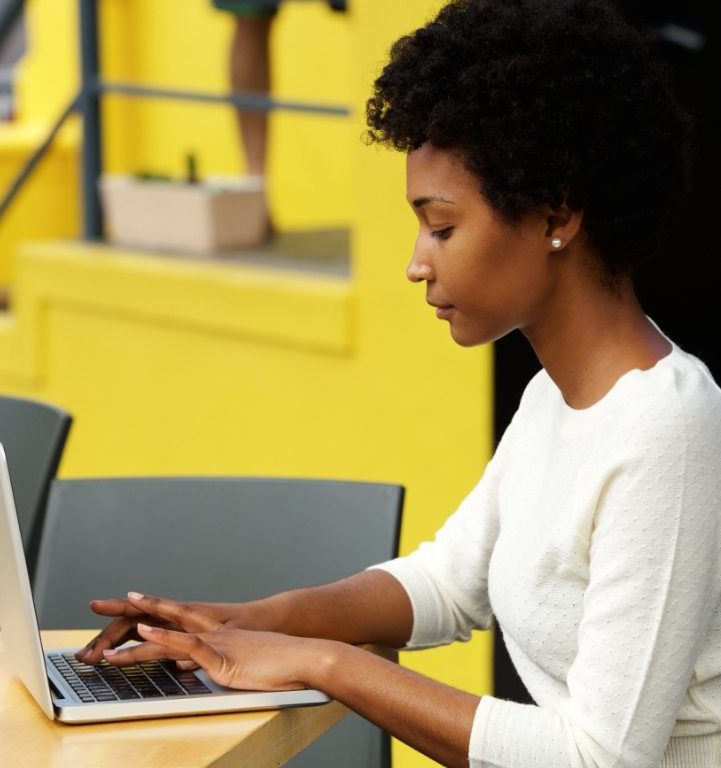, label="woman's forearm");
[249,569,414,648]
[308,640,478,768]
